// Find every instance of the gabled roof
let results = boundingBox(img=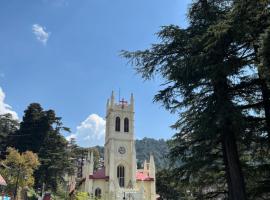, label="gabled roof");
[0,174,7,186]
[87,167,154,181]
[89,167,109,180]
[136,171,154,181]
